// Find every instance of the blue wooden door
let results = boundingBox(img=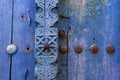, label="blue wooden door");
[0,0,35,80]
[1,0,120,80]
[67,0,120,80]
[35,0,120,80]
